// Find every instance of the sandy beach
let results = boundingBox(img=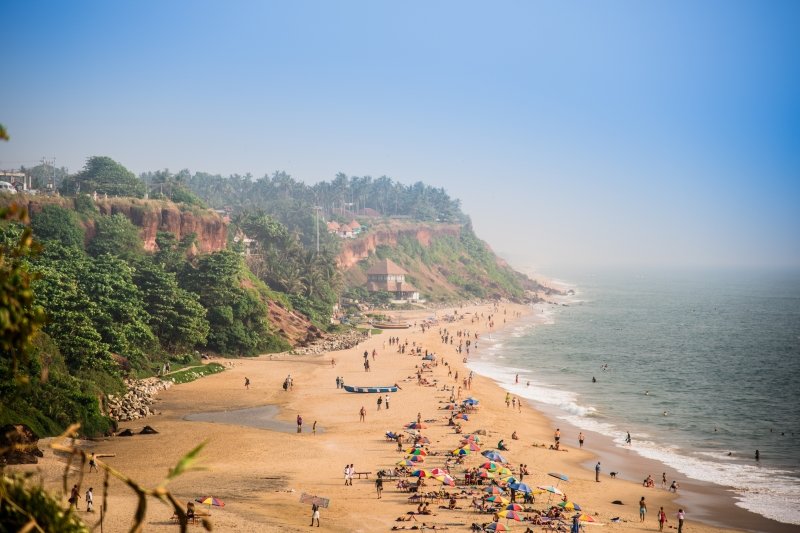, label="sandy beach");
[11,303,760,532]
